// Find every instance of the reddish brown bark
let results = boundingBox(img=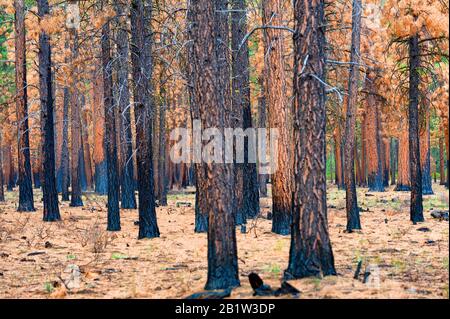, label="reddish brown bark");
[263,0,292,235]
